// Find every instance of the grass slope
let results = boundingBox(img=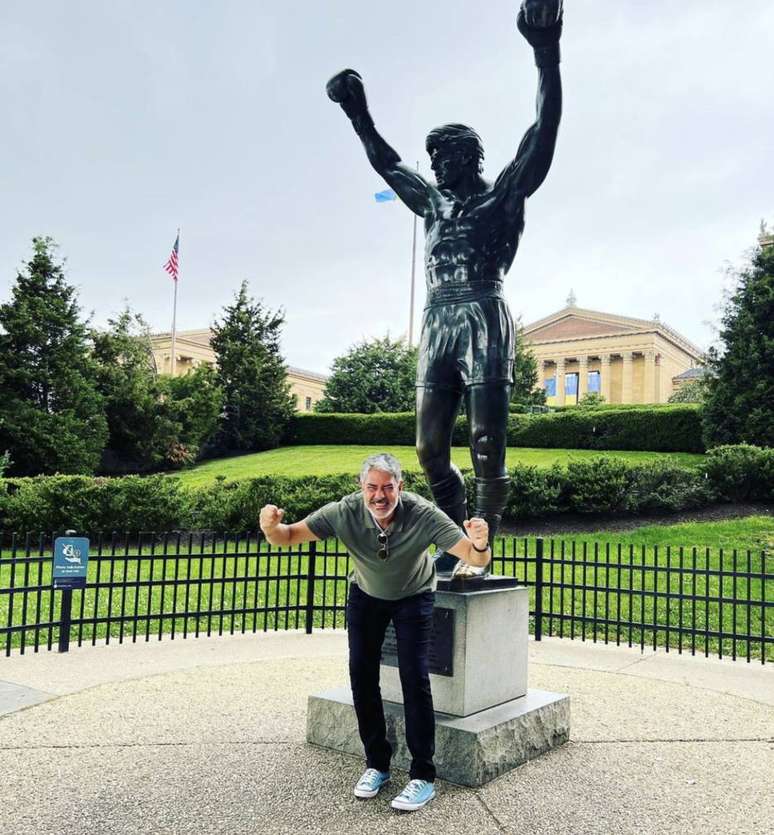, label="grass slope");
[174,445,705,487]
